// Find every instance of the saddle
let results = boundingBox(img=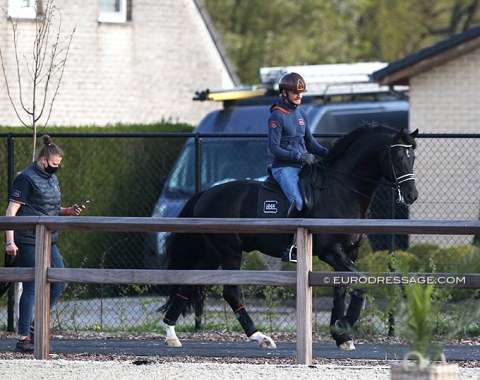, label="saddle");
[257,164,321,217]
